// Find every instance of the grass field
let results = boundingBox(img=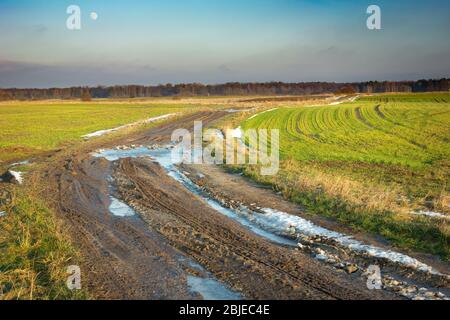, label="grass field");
[0,101,194,163]
[242,93,450,167]
[235,93,450,258]
[0,185,89,300]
